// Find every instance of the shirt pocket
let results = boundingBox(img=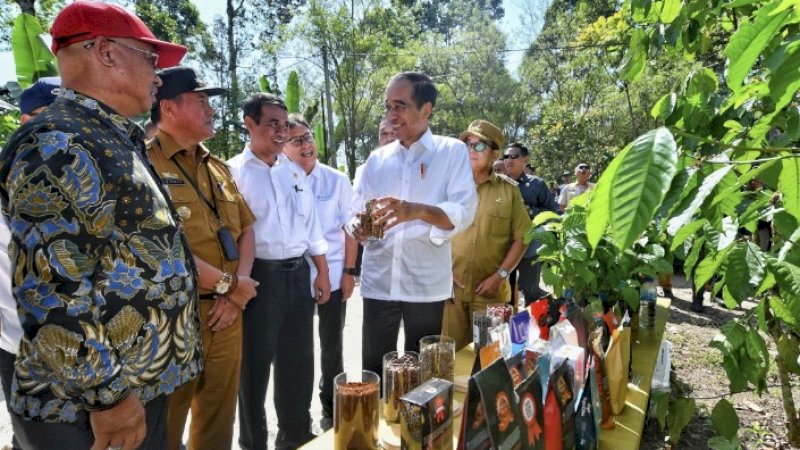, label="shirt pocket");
[293,187,314,220]
[213,181,243,239]
[487,203,511,238]
[167,184,202,233]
